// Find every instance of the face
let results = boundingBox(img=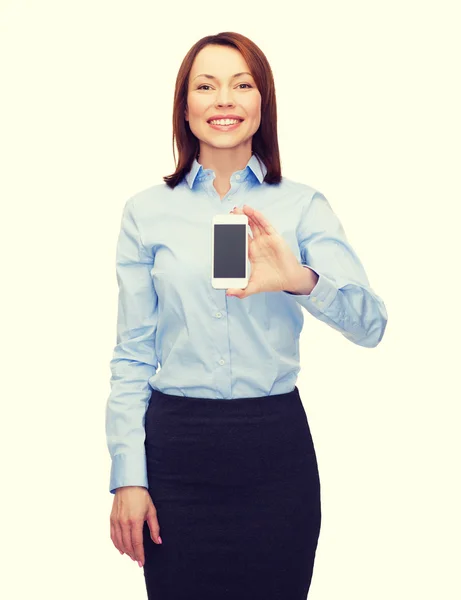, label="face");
[185,44,262,154]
